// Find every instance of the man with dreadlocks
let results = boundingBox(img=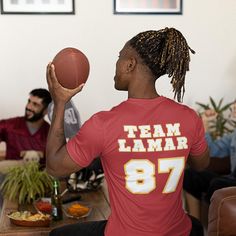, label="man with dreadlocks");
[46,27,209,236]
